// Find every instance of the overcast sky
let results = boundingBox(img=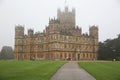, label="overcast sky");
[0,0,120,50]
